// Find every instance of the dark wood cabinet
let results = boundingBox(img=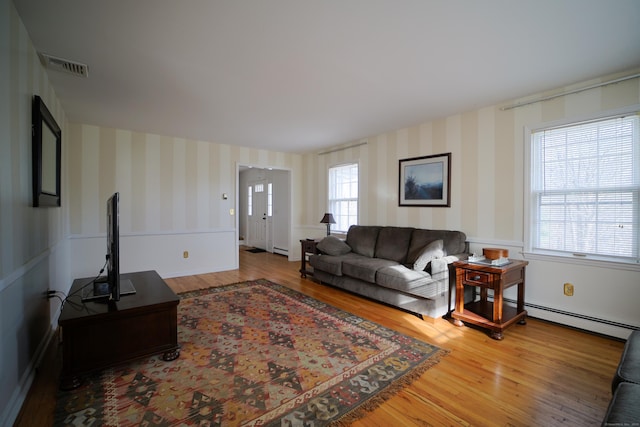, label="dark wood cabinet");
[58,270,180,389]
[452,260,528,340]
